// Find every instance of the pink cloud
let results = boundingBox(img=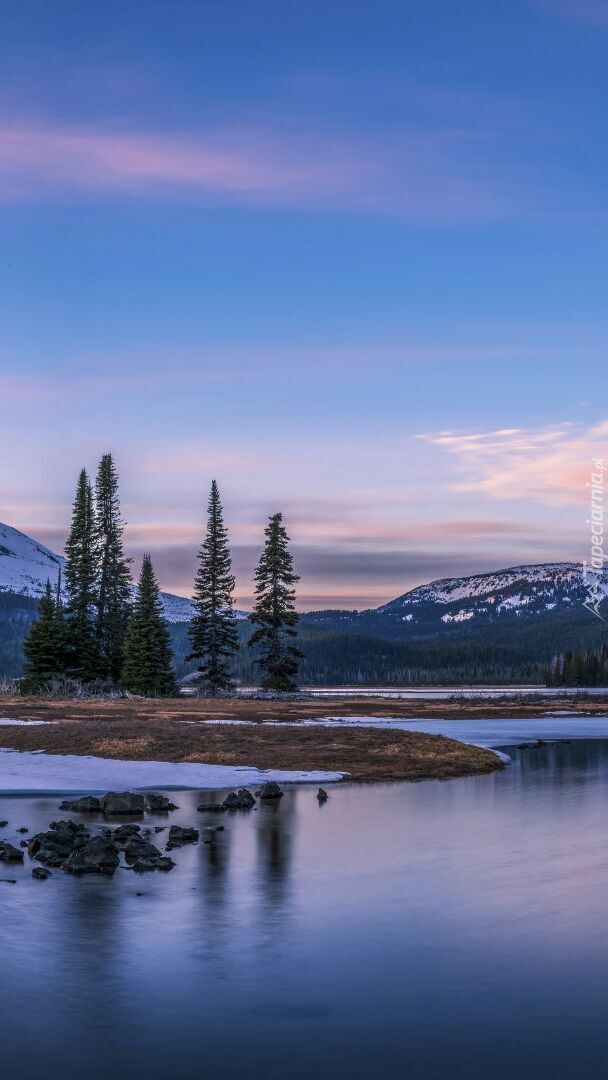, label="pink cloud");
[0,117,531,219]
[417,421,608,505]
